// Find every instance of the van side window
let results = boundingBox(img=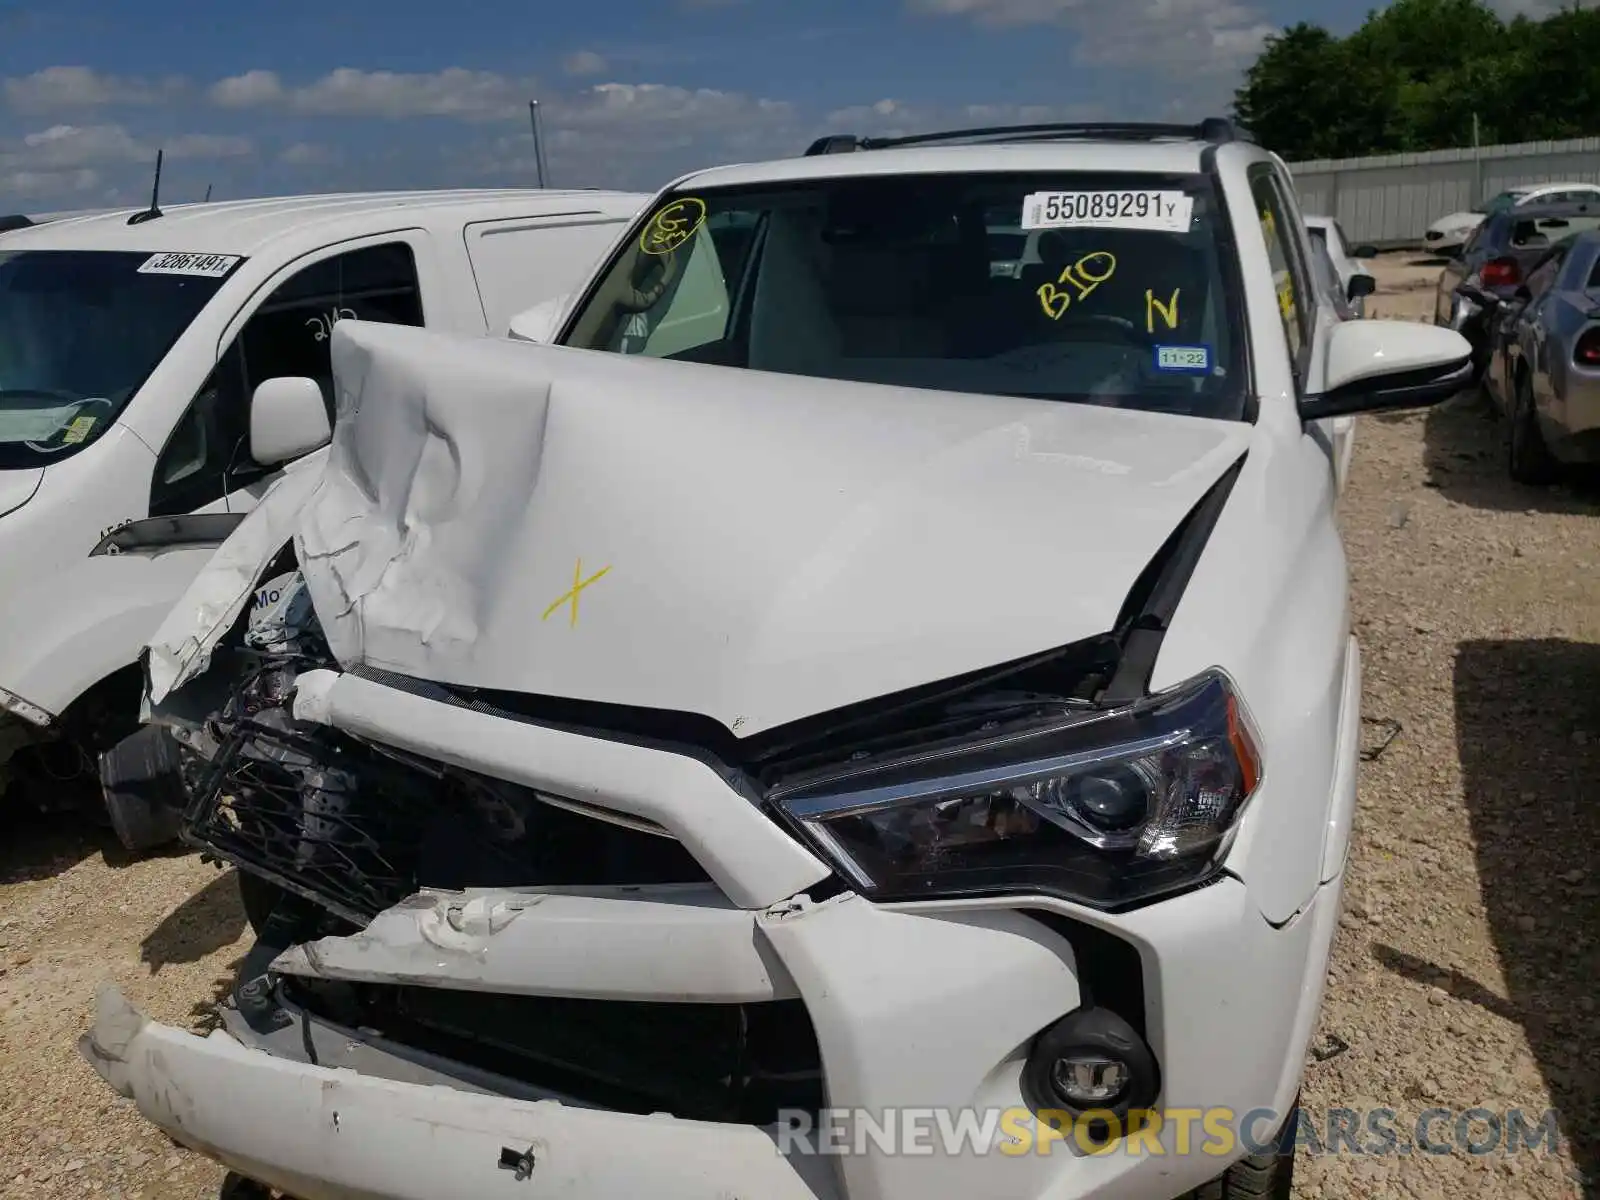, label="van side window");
[151,242,423,516]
